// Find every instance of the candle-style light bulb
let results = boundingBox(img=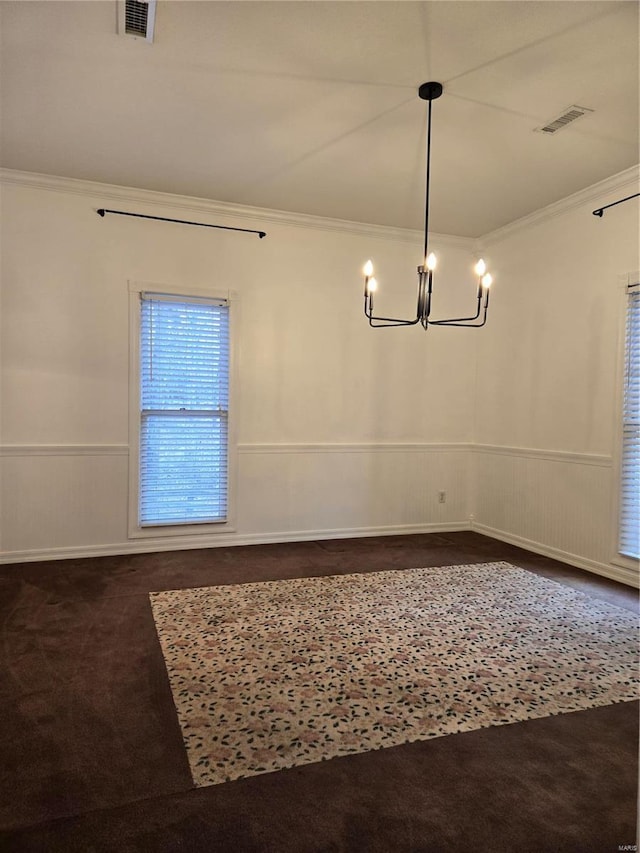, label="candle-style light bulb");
[481,273,493,289]
[426,252,437,271]
[363,260,374,277]
[474,259,486,277]
[367,277,378,293]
